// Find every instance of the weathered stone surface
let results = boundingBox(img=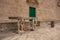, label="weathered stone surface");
[0,23,60,40]
[0,0,59,21]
